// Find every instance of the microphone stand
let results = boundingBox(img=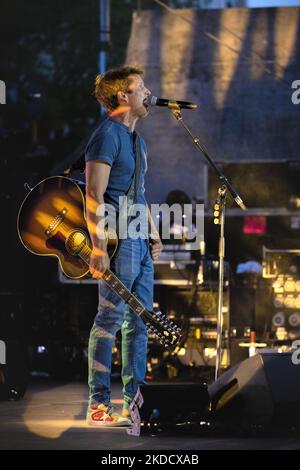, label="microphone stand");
[168,103,246,380]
